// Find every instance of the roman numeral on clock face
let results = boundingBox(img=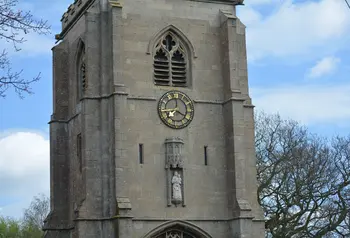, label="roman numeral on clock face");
[158,90,194,129]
